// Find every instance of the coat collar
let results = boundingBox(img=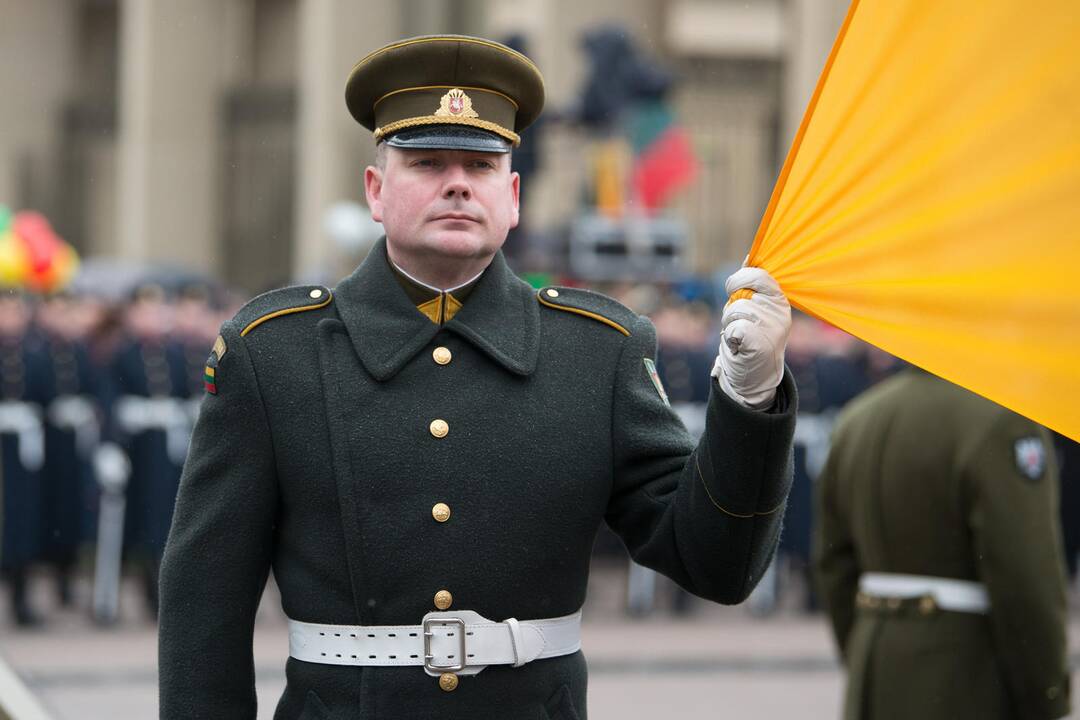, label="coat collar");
[333,238,539,381]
